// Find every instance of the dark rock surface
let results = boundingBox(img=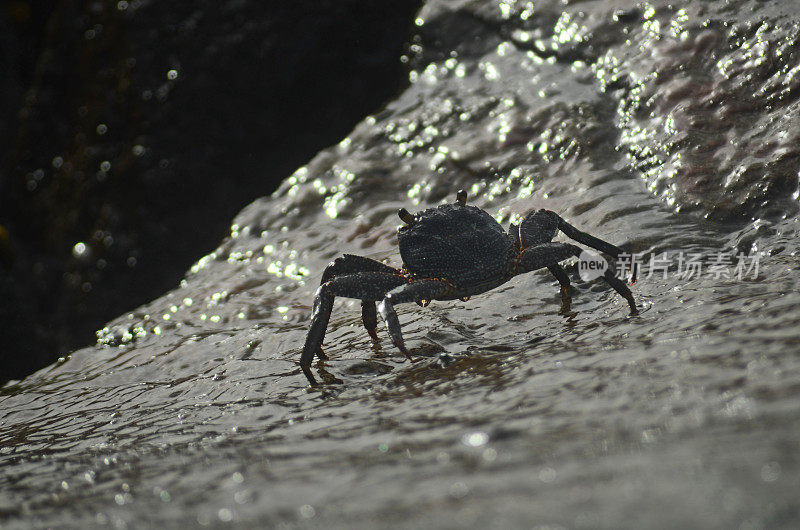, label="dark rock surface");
[0,0,421,382]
